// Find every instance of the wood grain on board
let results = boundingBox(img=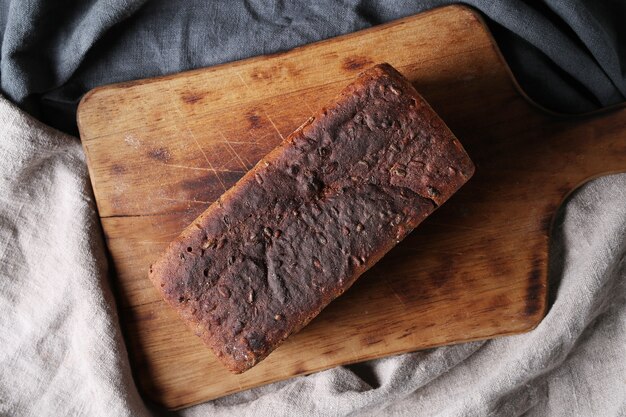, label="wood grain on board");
[77,5,626,409]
